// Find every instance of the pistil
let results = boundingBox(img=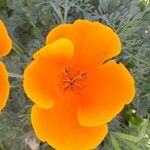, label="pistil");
[59,67,87,94]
